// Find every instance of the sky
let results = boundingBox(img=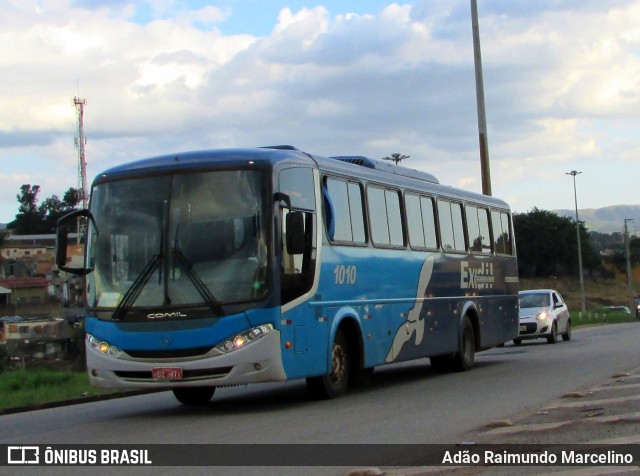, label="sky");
[1,0,639,226]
